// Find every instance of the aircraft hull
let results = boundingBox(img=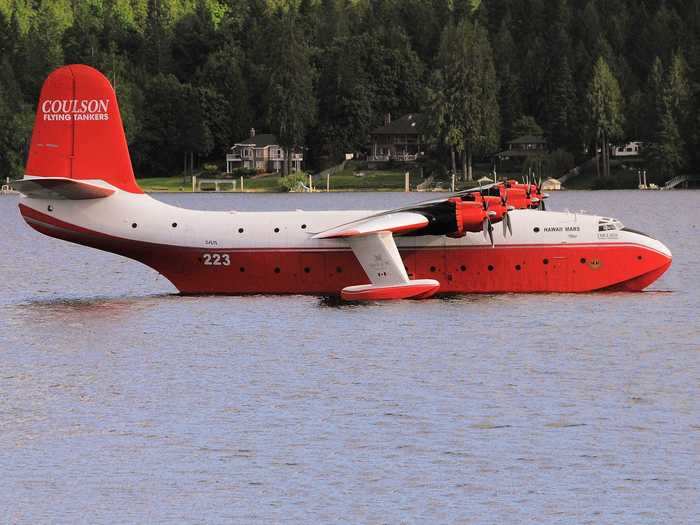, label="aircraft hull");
[20,202,671,295]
